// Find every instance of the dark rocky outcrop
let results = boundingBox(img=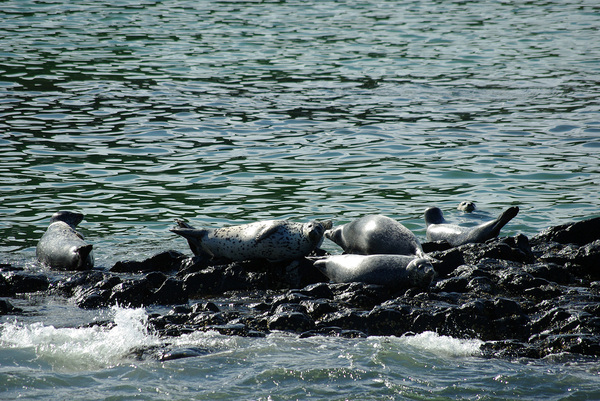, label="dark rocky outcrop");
[3,216,600,359]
